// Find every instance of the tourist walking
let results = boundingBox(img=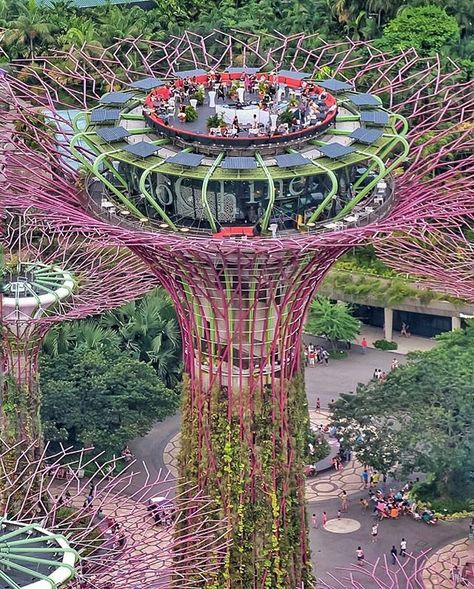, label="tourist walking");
[371,523,378,543]
[321,349,330,365]
[356,546,364,566]
[400,322,410,337]
[322,512,328,527]
[337,509,341,520]
[390,545,398,564]
[360,337,368,354]
[400,538,407,557]
[391,358,399,370]
[362,469,369,489]
[311,513,317,528]
[373,368,382,380]
[341,490,348,513]
[316,397,321,412]
[451,564,462,587]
